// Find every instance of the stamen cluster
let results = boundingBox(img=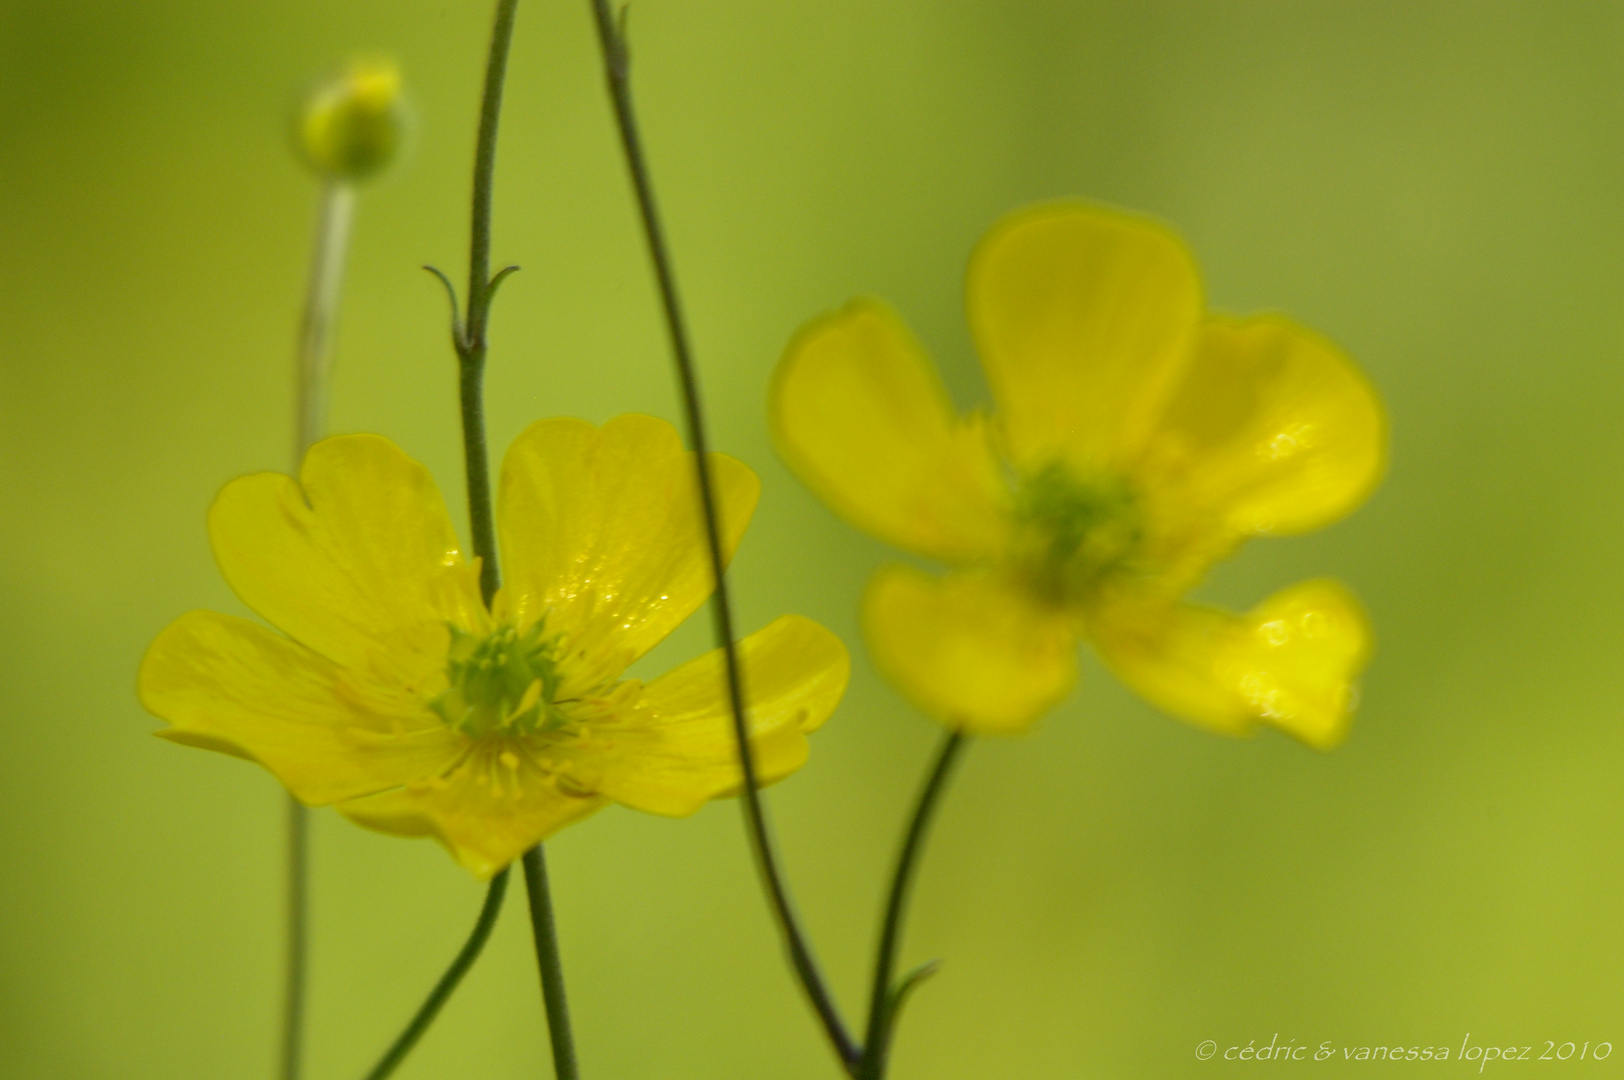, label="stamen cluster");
[1012,462,1143,605]
[430,622,566,738]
